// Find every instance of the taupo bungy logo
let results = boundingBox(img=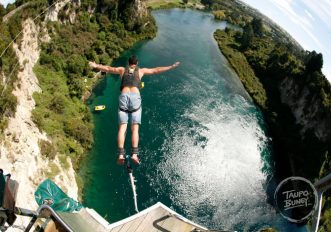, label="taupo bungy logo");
[274,176,318,223]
